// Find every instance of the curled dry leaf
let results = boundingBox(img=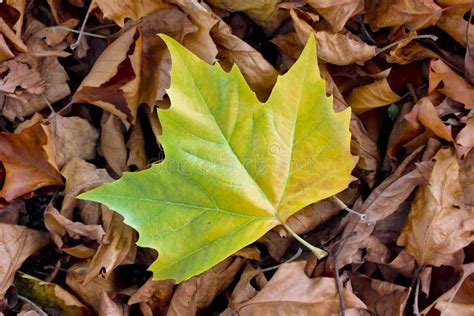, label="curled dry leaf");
[456,116,474,148]
[83,206,137,284]
[365,0,442,31]
[421,263,474,315]
[128,277,175,316]
[417,97,454,142]
[436,3,474,47]
[429,59,474,109]
[305,0,364,32]
[98,291,128,316]
[0,124,62,202]
[91,0,167,27]
[47,115,99,169]
[225,261,366,315]
[397,147,474,266]
[0,223,49,297]
[0,17,27,62]
[14,272,91,316]
[335,148,434,267]
[66,262,121,313]
[100,112,127,175]
[126,115,148,171]
[0,60,44,94]
[227,264,267,308]
[350,273,411,316]
[206,0,280,23]
[60,158,112,219]
[167,256,244,316]
[346,69,402,114]
[44,205,106,246]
